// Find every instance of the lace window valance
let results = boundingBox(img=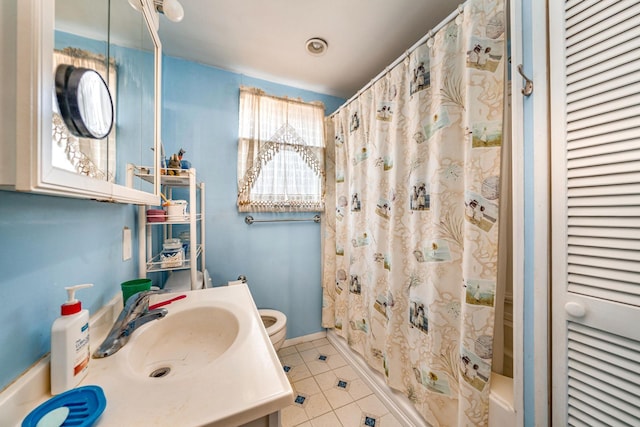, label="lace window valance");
[237,86,326,212]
